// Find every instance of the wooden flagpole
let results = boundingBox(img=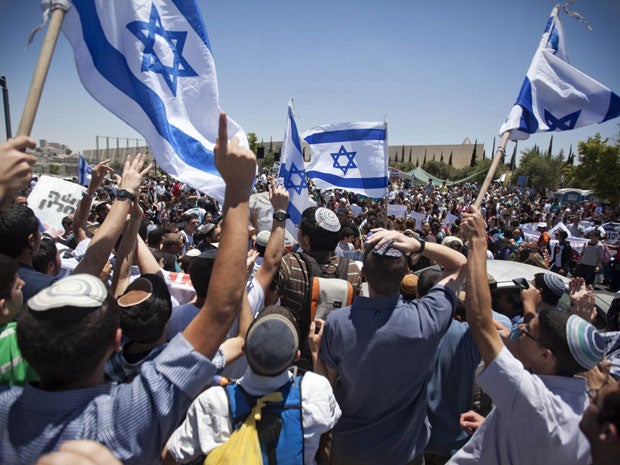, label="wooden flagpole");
[17,6,68,137]
[473,131,512,208]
